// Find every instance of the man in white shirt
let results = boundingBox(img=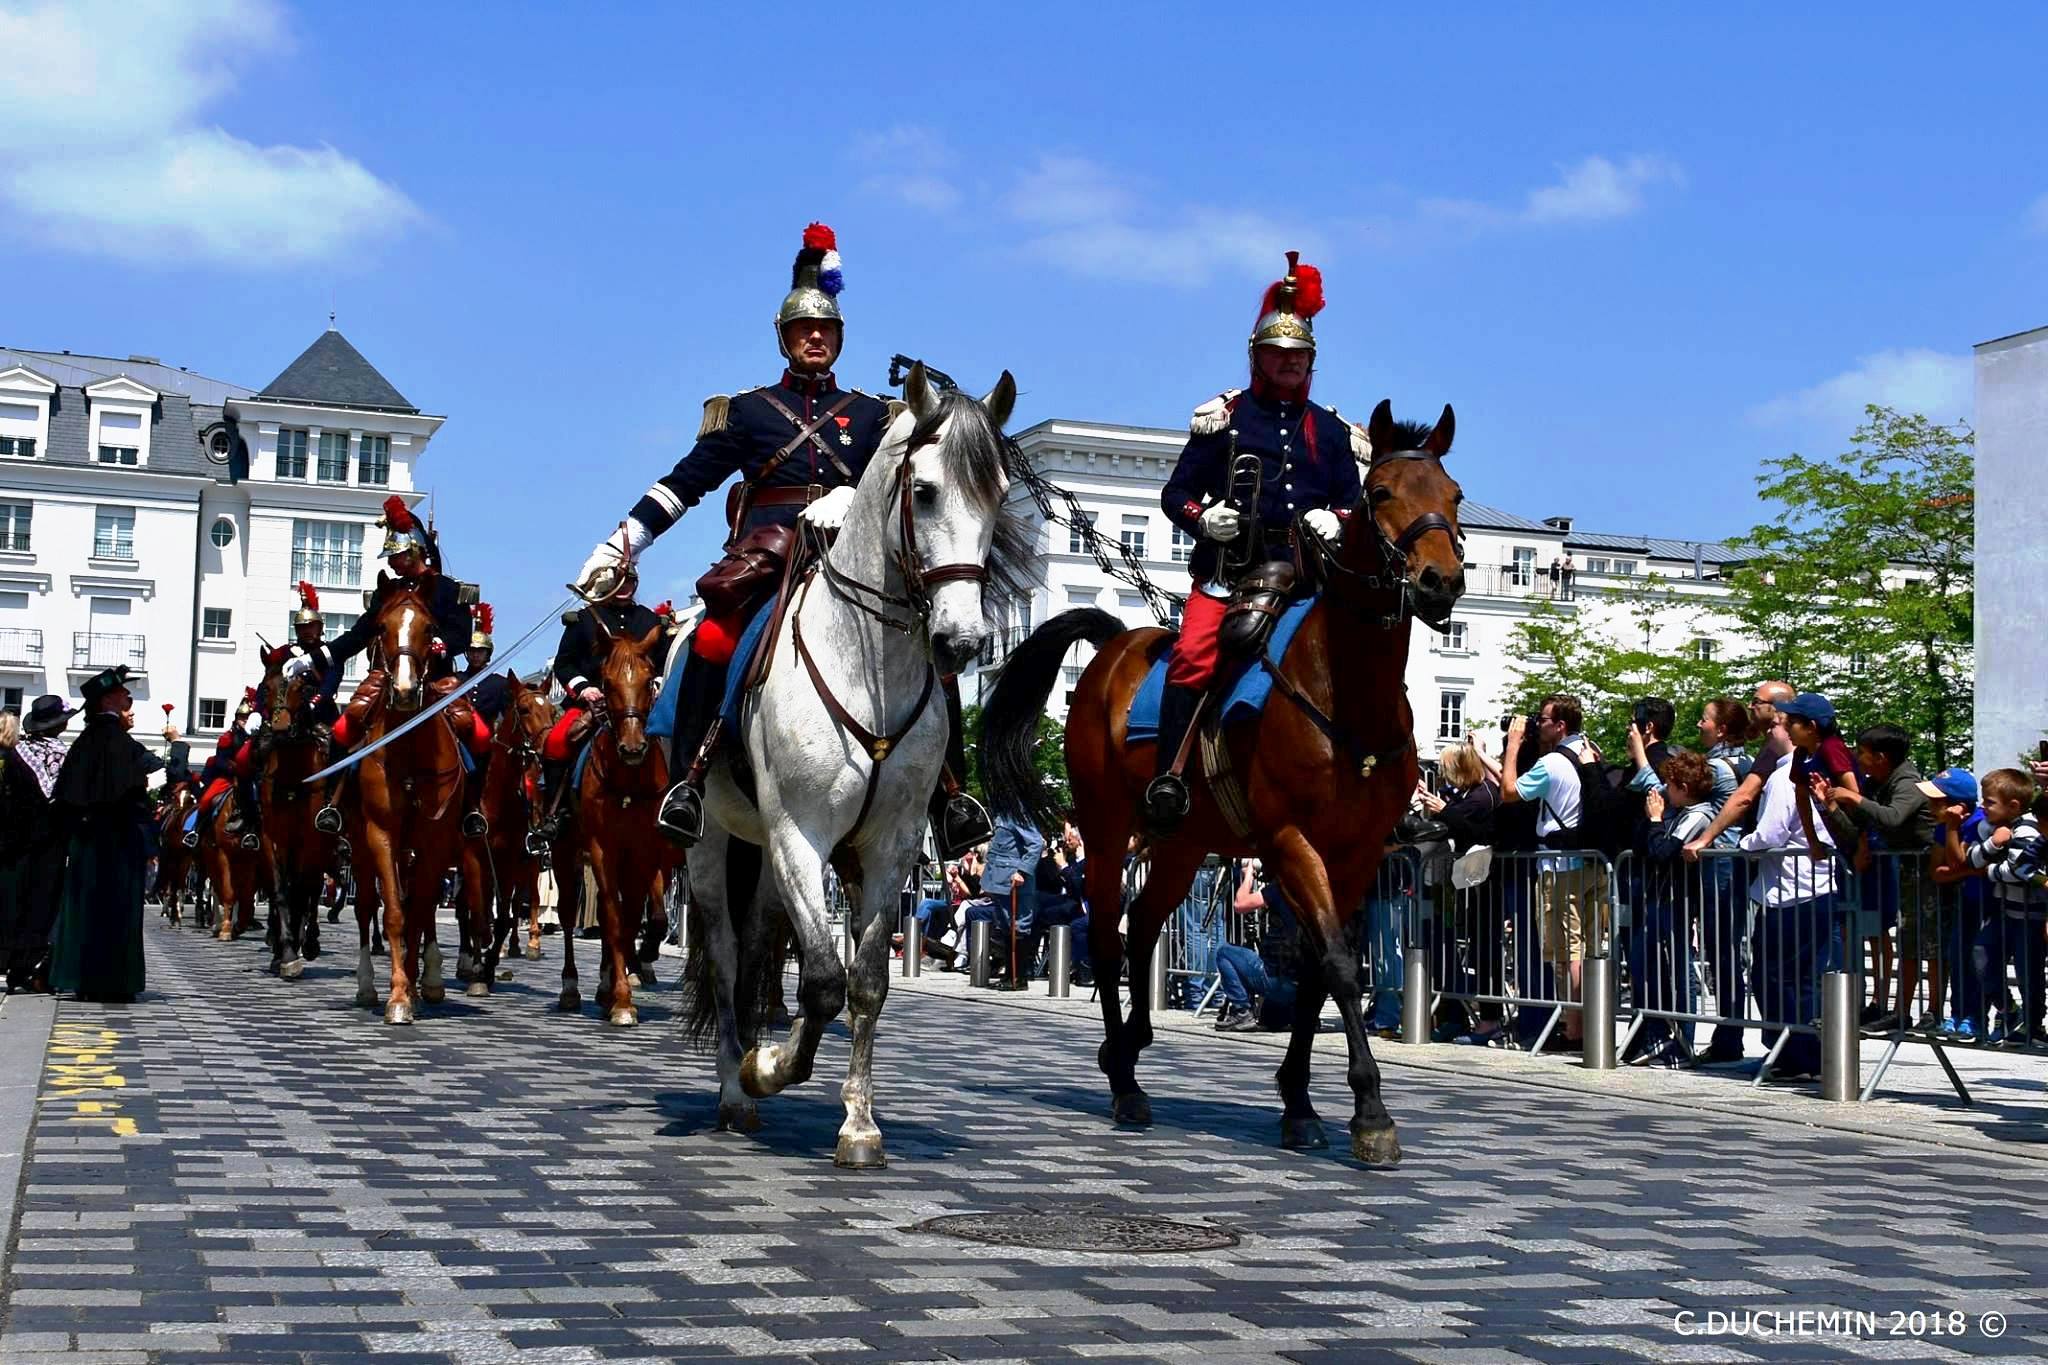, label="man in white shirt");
[1502,695,1606,1045]
[1739,734,1838,1079]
